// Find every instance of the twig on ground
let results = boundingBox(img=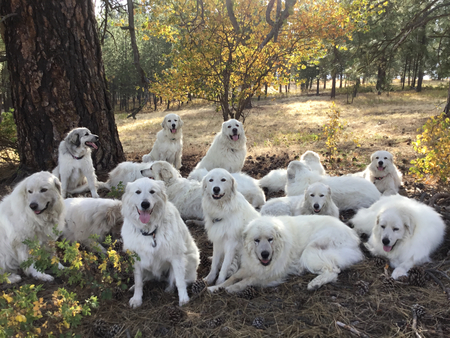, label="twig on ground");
[336,321,370,338]
[428,192,450,206]
[425,270,450,297]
